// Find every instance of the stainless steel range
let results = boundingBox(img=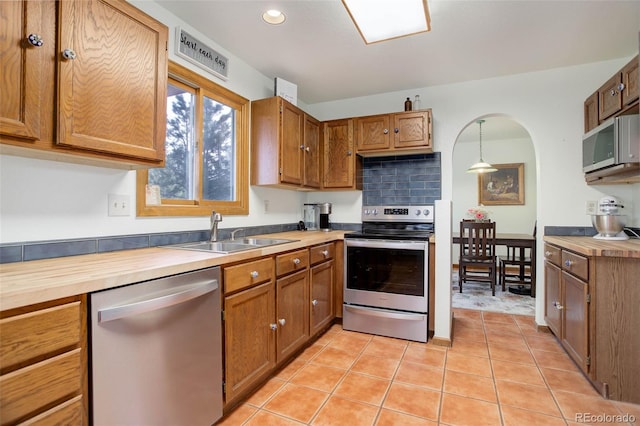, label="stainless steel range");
[343,205,434,342]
